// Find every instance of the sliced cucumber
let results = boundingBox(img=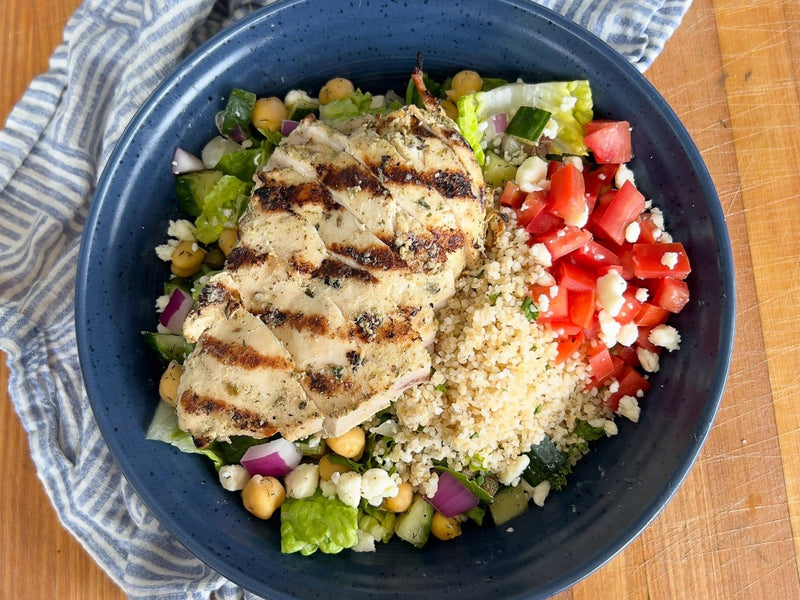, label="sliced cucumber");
[394,496,433,548]
[174,170,224,217]
[142,332,194,364]
[482,151,518,188]
[489,485,529,526]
